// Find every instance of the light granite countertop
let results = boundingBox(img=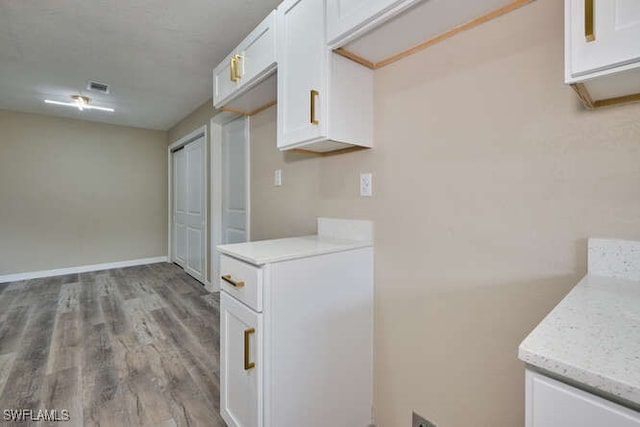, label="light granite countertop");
[217,235,371,266]
[217,218,373,266]
[519,273,640,407]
